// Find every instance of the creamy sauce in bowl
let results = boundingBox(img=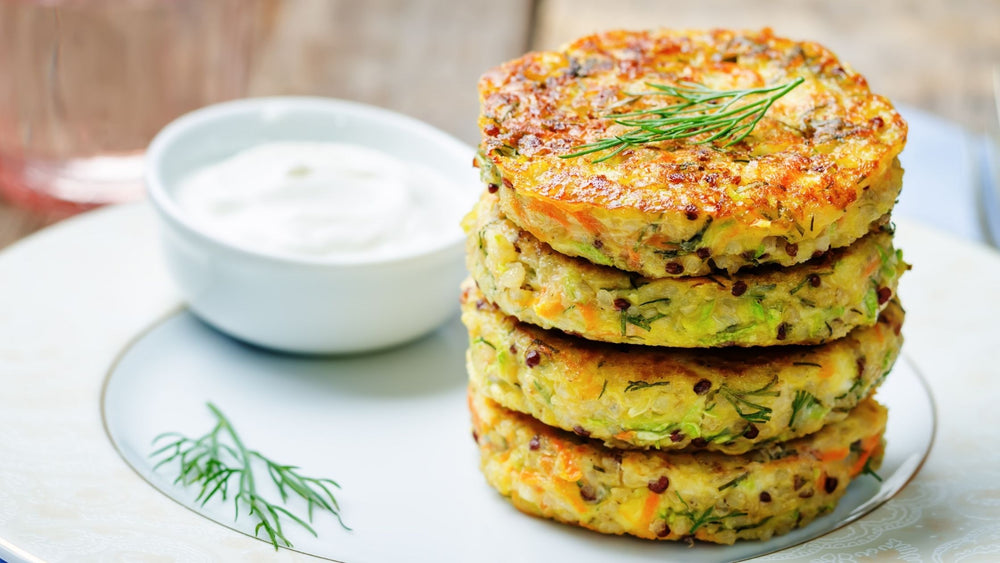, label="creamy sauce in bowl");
[174,142,466,261]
